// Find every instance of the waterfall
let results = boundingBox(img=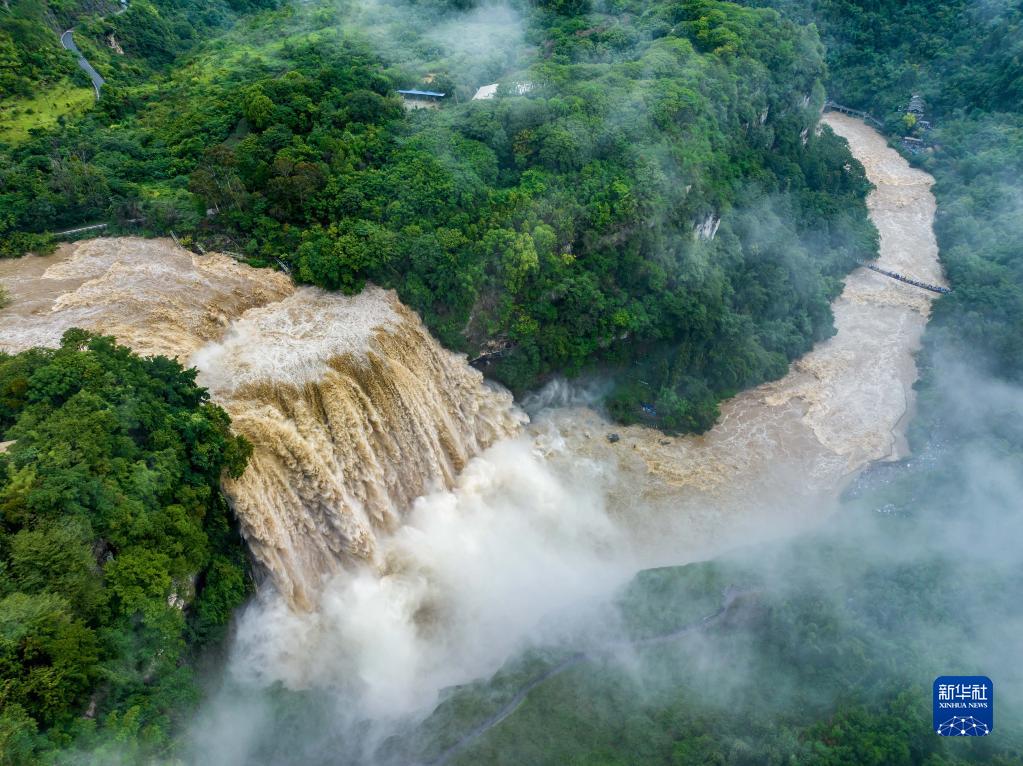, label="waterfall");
[194,290,523,608]
[0,237,525,607]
